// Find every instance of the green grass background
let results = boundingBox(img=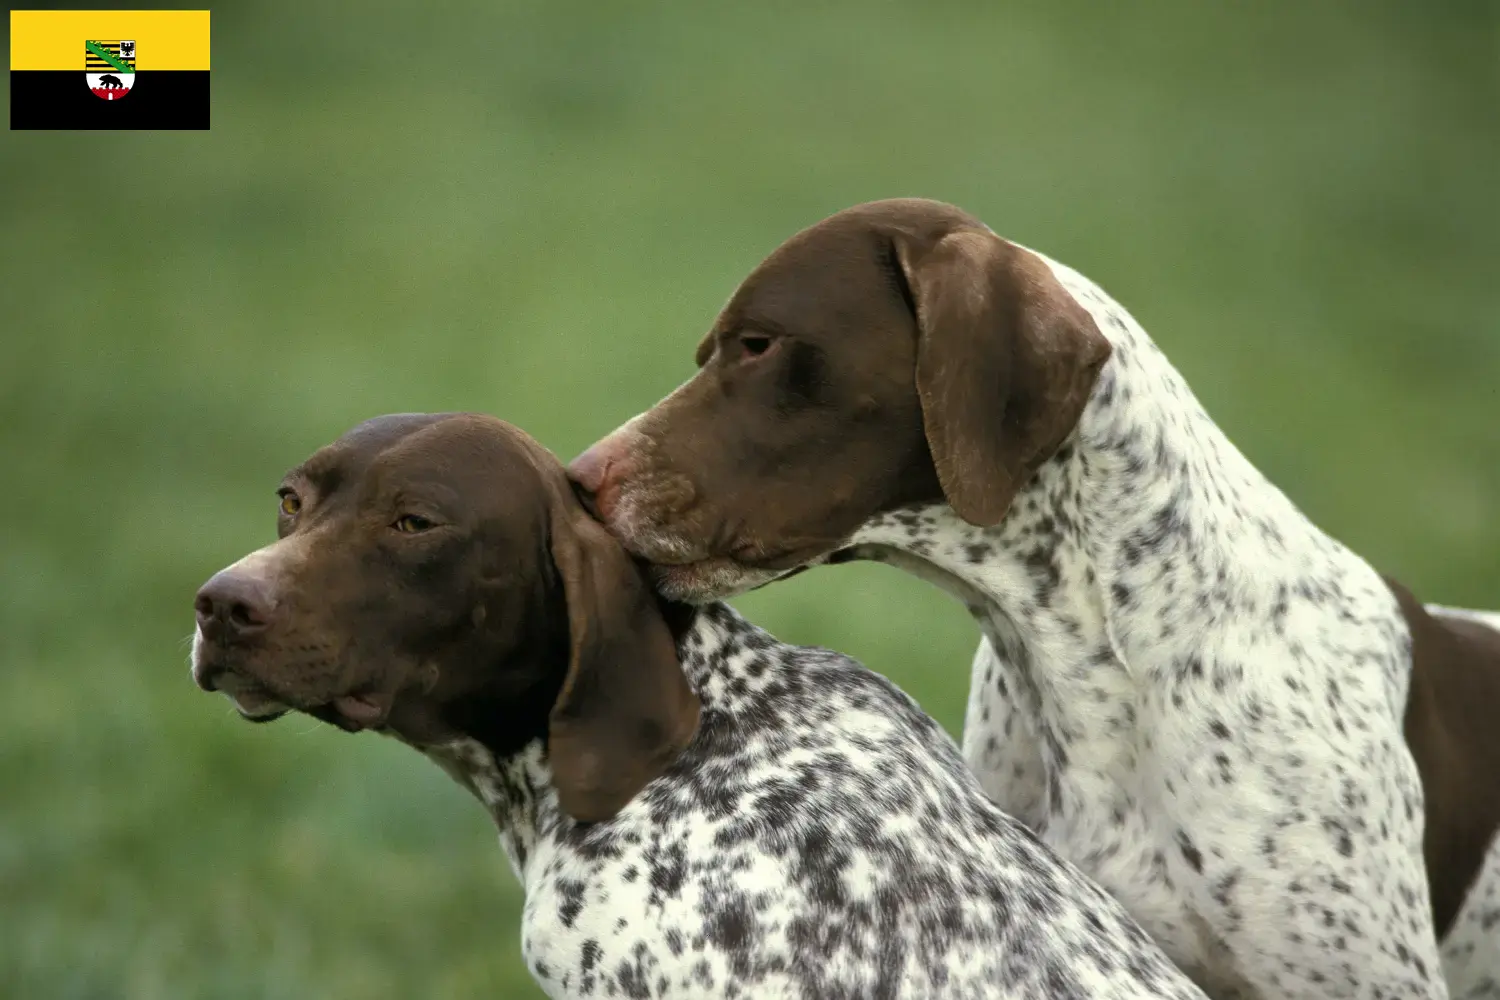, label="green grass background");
[2,3,1496,997]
